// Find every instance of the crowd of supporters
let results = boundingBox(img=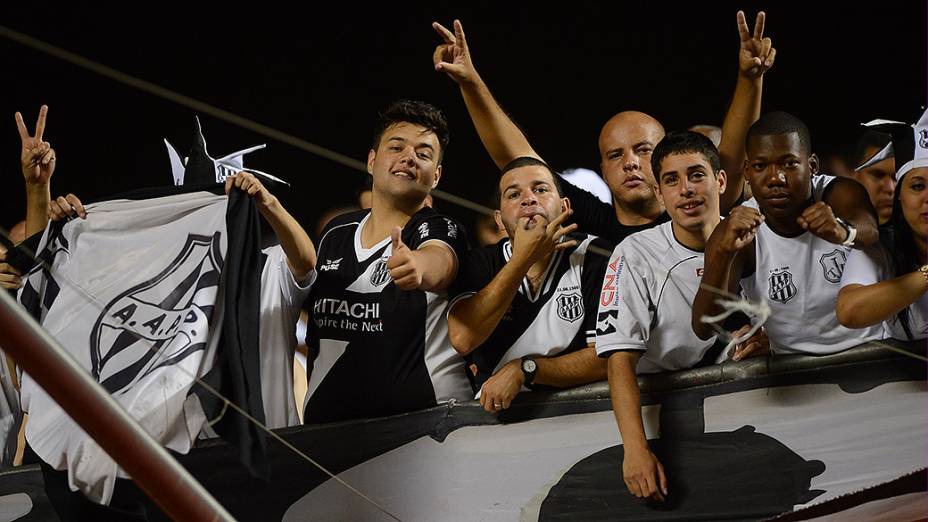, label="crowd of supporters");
[2,10,925,518]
